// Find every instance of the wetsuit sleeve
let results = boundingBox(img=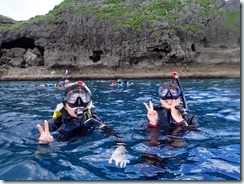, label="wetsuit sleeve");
[184,114,199,128]
[47,117,63,131]
[90,109,119,137]
[92,114,105,128]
